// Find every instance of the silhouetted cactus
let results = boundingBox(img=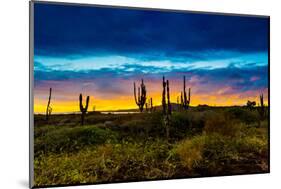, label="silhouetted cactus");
[181,76,191,110]
[145,102,148,112]
[79,94,89,125]
[150,97,153,112]
[180,92,183,108]
[46,88,52,121]
[162,76,172,115]
[167,80,172,115]
[162,76,172,139]
[258,94,266,120]
[134,79,147,112]
[162,76,167,114]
